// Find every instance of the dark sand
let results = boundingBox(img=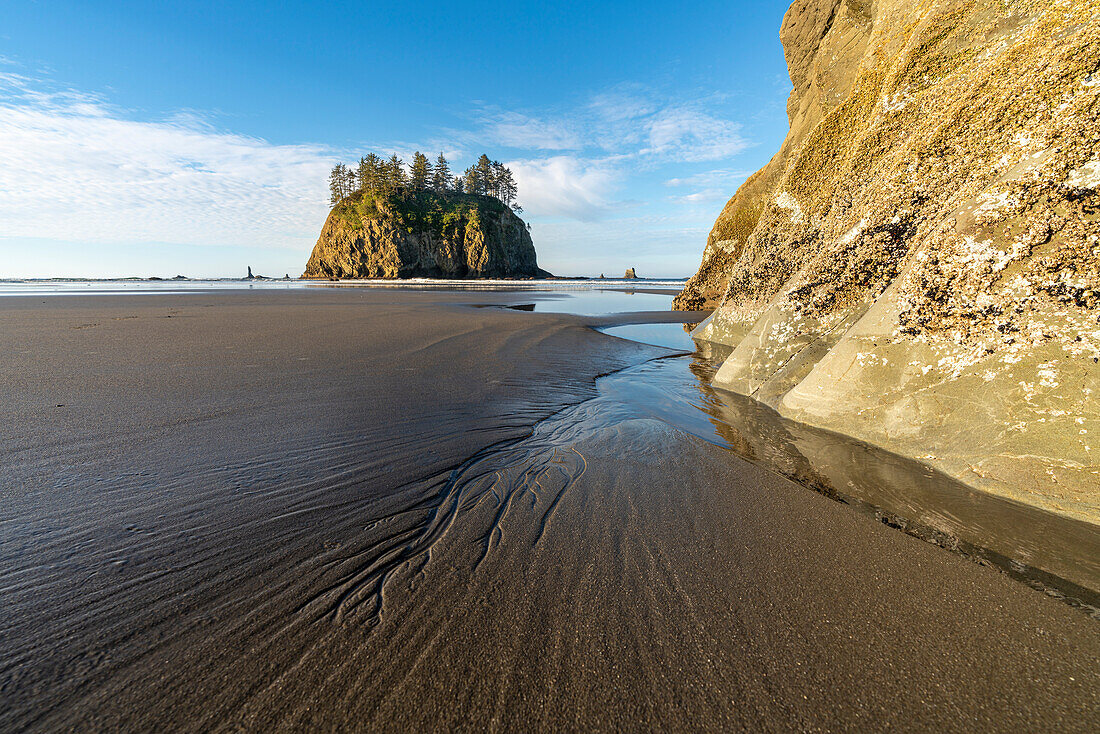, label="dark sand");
[1,289,1098,731]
